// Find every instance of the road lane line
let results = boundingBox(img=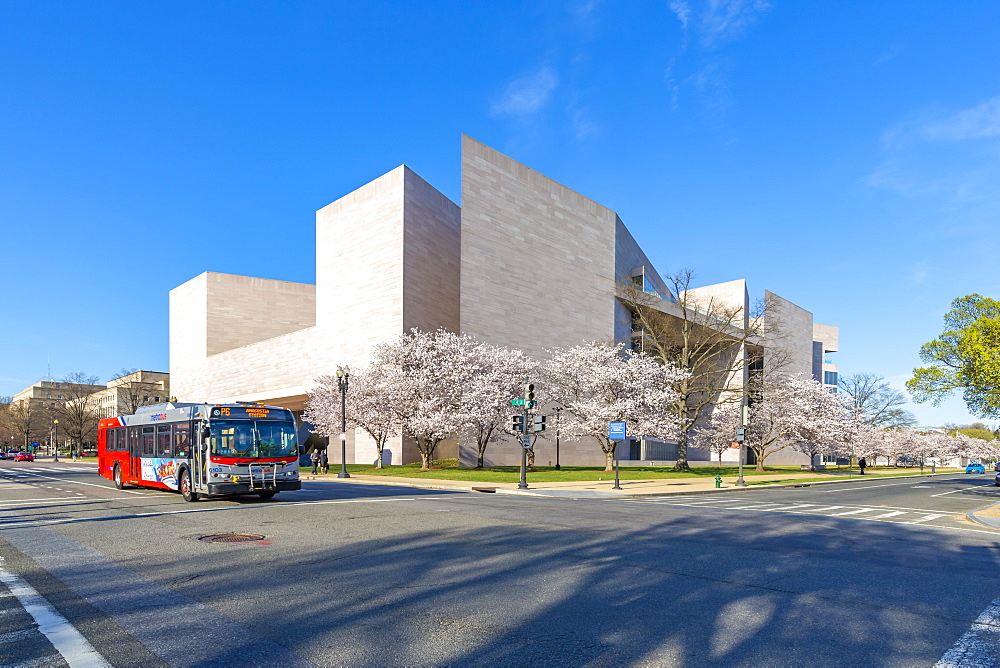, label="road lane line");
[816,479,946,493]
[828,509,877,516]
[6,472,144,495]
[0,558,109,667]
[0,497,444,530]
[935,597,1000,667]
[810,506,846,512]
